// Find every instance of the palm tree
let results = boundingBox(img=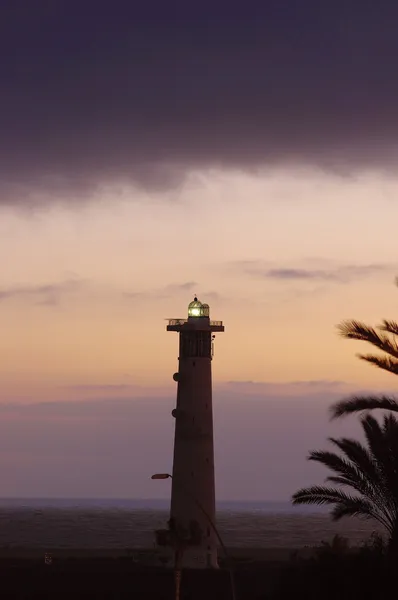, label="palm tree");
[330,318,398,418]
[292,413,398,553]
